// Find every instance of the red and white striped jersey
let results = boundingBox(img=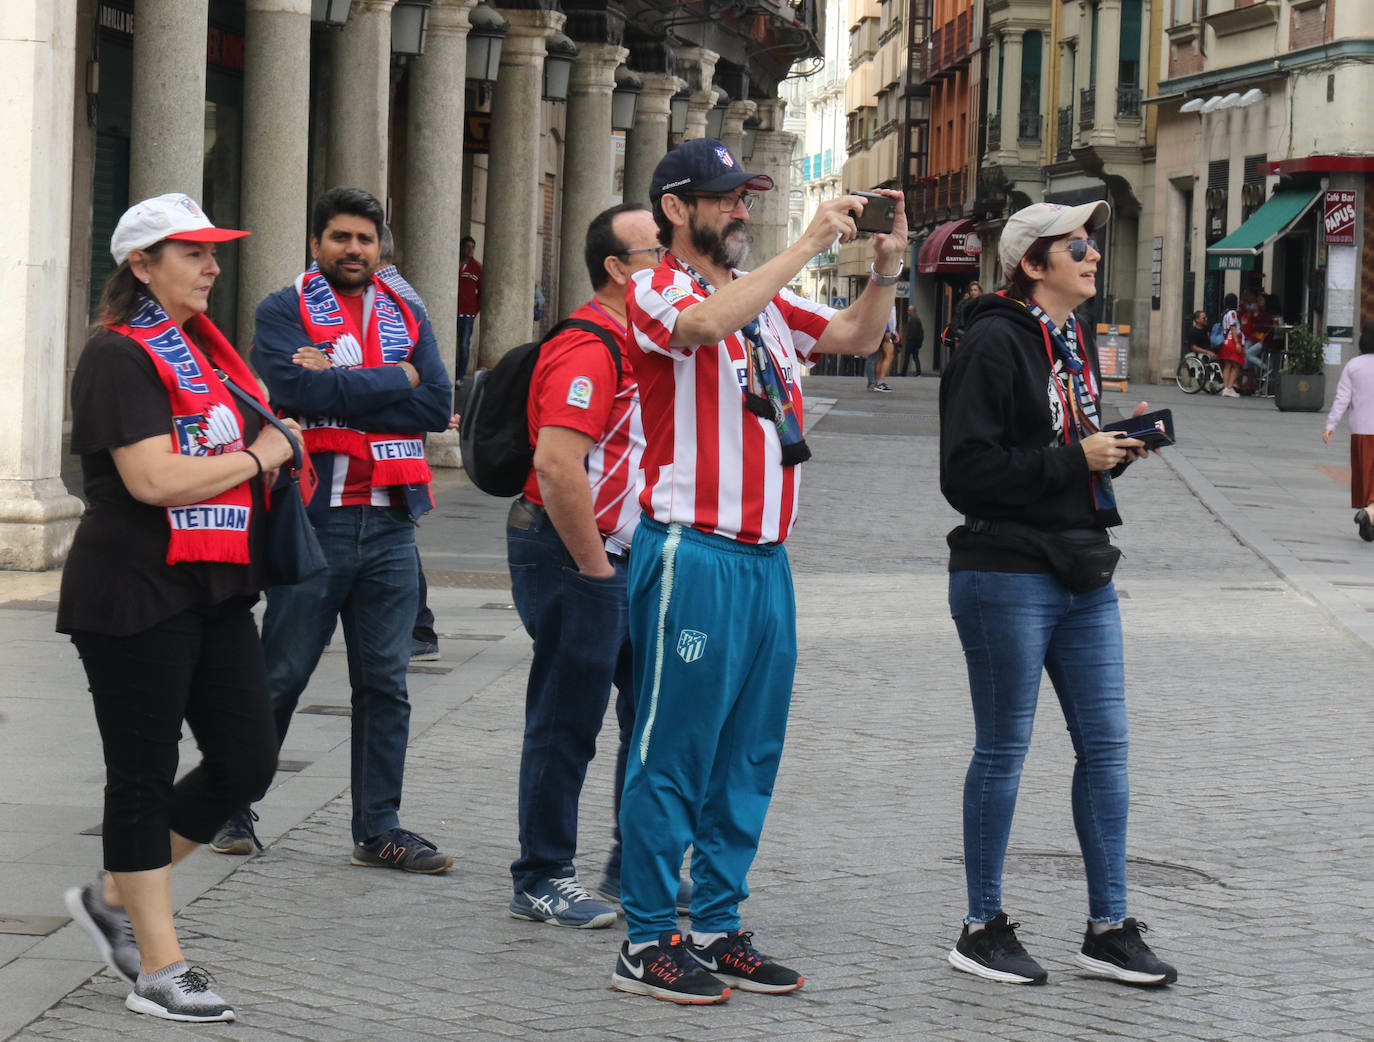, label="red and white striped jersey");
[523,301,645,551]
[626,257,834,545]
